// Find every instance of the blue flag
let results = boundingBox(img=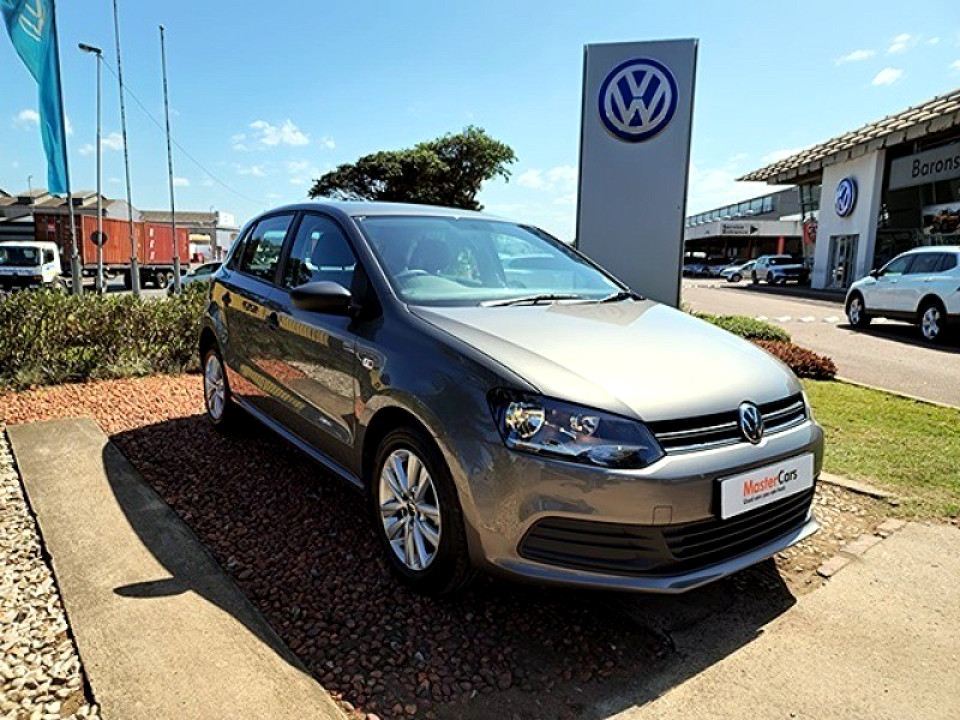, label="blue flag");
[1,0,69,194]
